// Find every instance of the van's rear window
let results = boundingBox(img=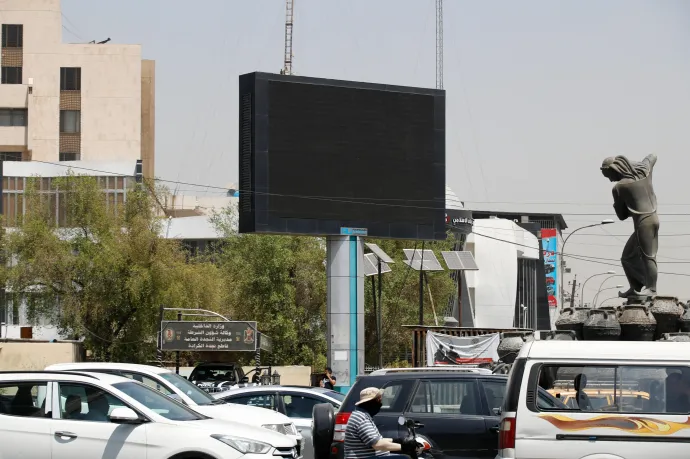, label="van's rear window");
[535,364,690,414]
